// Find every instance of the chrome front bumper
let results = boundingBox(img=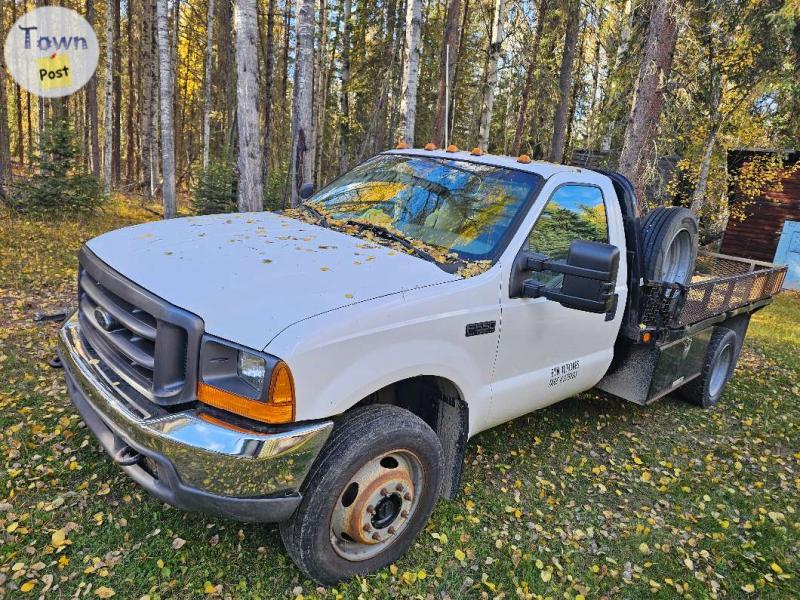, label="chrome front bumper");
[58,313,333,522]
